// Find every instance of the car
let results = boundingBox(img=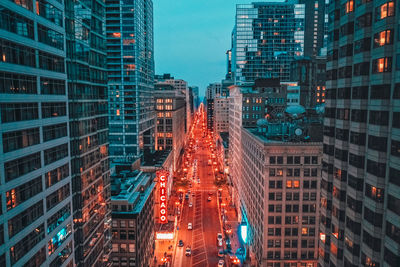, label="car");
[197,179,200,184]
[185,193,189,199]
[188,223,192,230]
[217,233,223,241]
[218,239,223,247]
[218,259,224,267]
[185,246,191,256]
[189,202,193,208]
[207,196,212,201]
[178,240,184,247]
[218,249,224,258]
